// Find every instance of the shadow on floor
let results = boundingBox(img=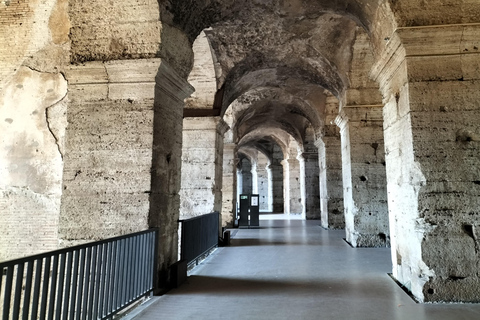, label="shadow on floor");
[229,238,329,247]
[169,275,401,302]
